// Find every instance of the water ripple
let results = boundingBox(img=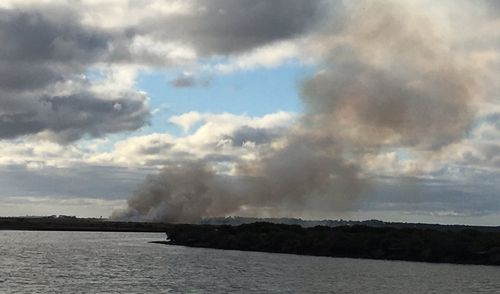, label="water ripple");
[0,231,499,293]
